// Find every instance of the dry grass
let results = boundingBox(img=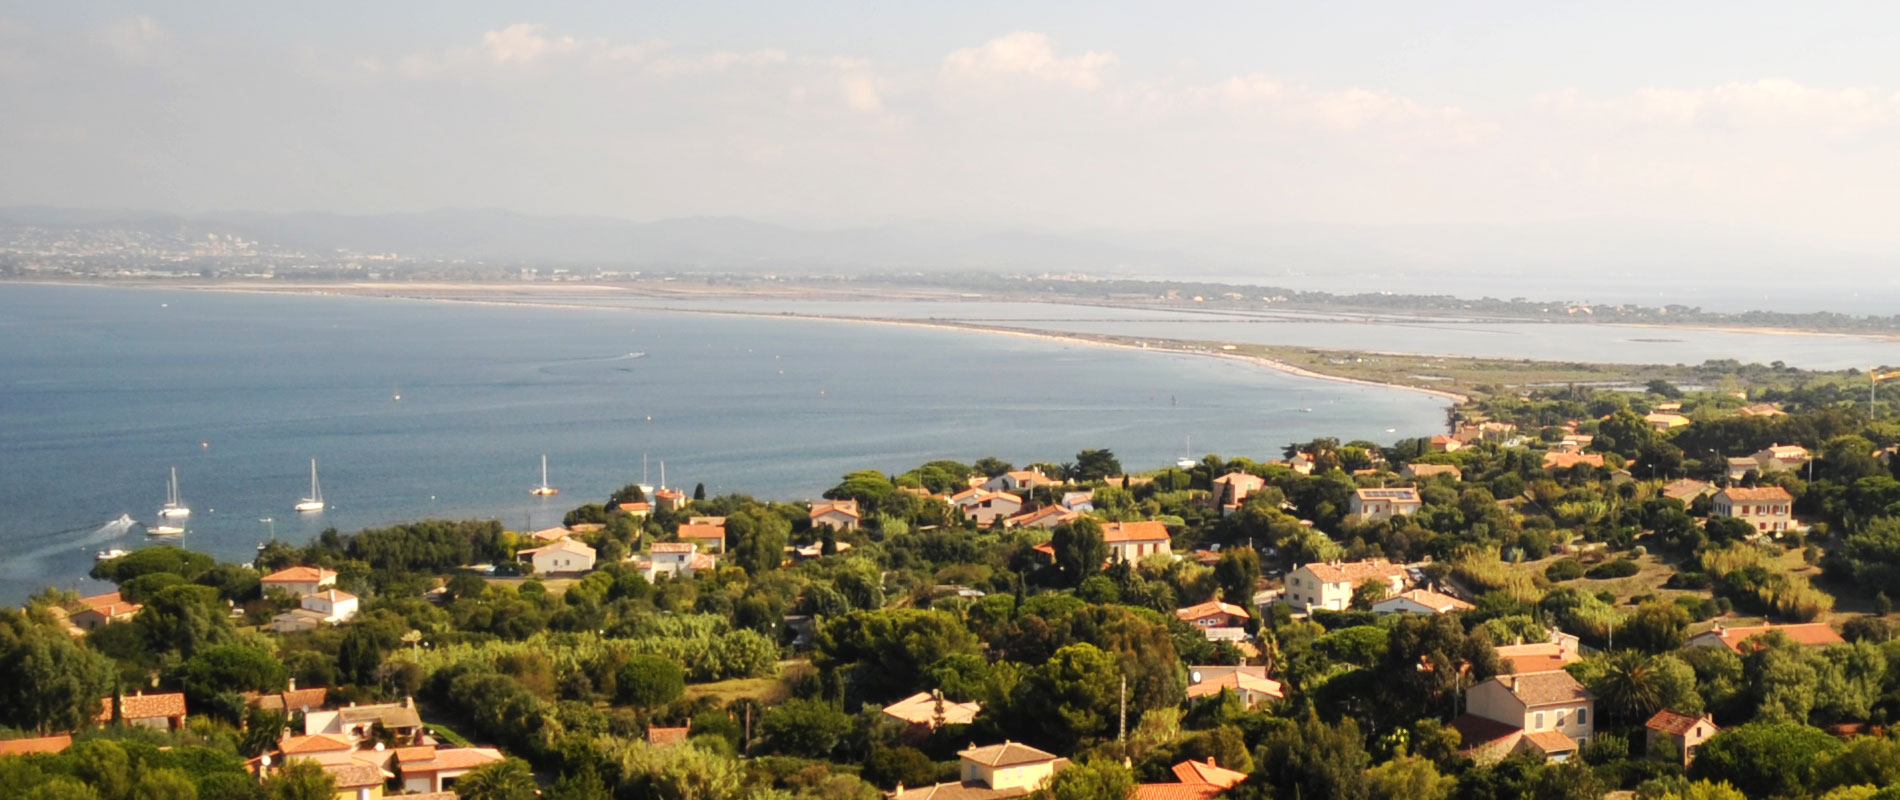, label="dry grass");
[684,660,812,706]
